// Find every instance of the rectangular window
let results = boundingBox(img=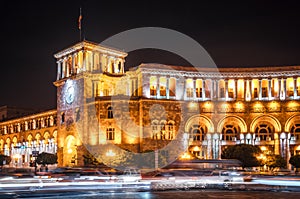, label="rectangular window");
[253,88,258,98]
[150,76,157,96]
[169,78,176,97]
[195,79,202,98]
[220,88,225,98]
[160,86,166,96]
[159,77,167,97]
[186,79,193,98]
[262,87,268,97]
[150,86,157,96]
[196,88,202,98]
[228,88,234,98]
[186,88,193,98]
[205,80,211,98]
[106,128,115,140]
